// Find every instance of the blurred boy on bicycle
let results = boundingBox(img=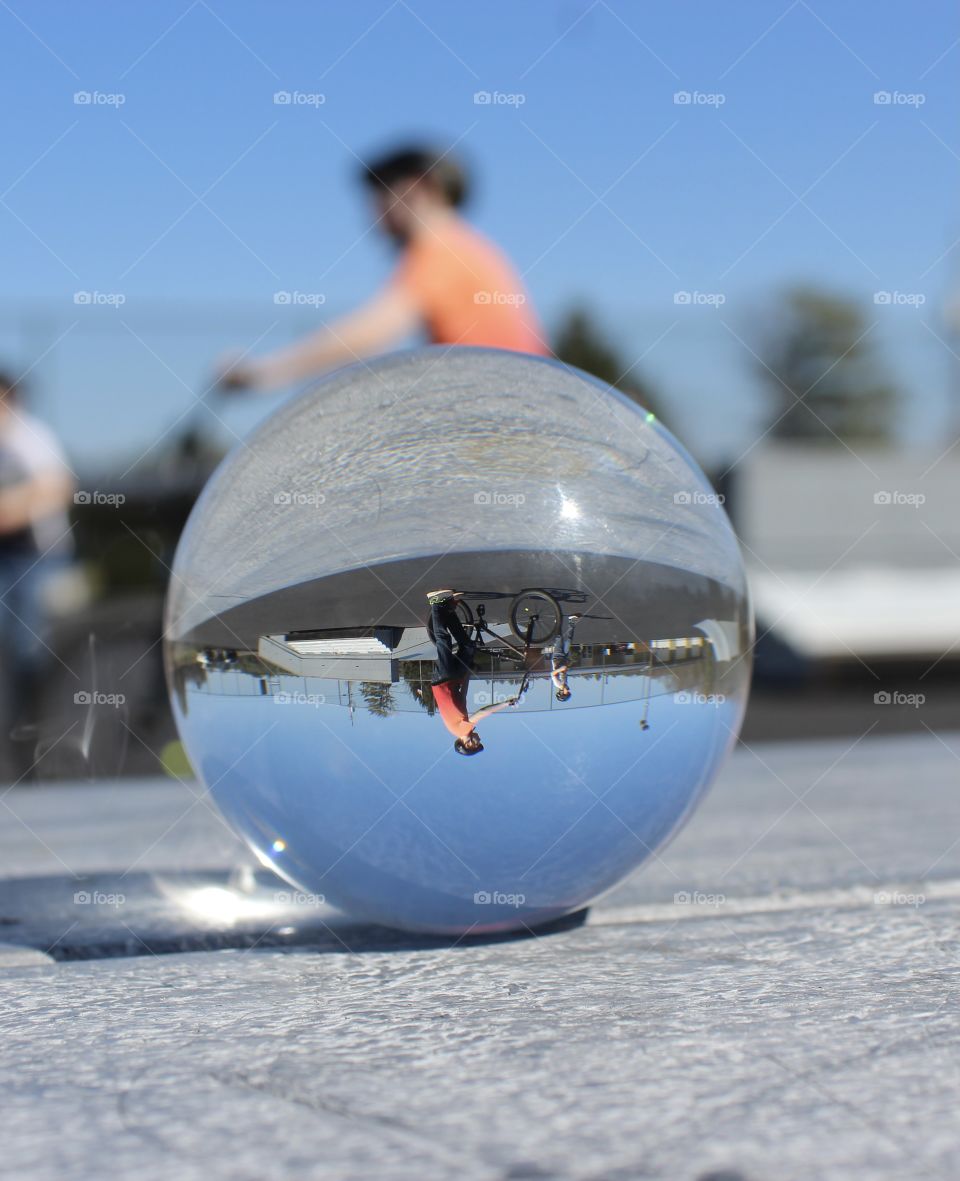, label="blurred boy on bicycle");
[220,144,548,391]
